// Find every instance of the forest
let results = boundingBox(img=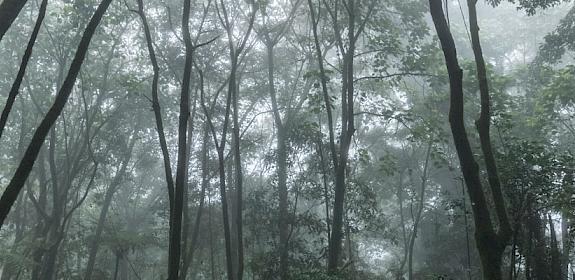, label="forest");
[0,0,573,279]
